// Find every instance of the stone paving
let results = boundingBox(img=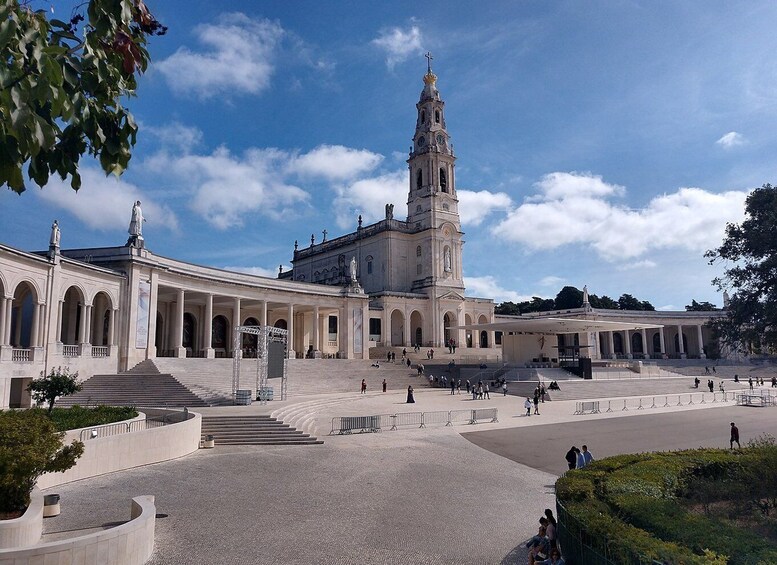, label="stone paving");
[39,378,777,564]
